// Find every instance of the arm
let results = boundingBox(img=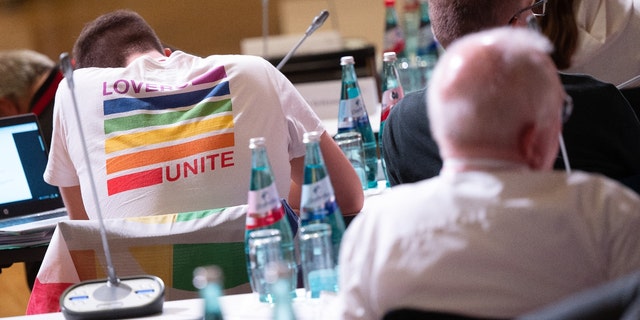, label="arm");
[320,131,364,215]
[289,131,364,215]
[288,171,302,214]
[60,186,89,220]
